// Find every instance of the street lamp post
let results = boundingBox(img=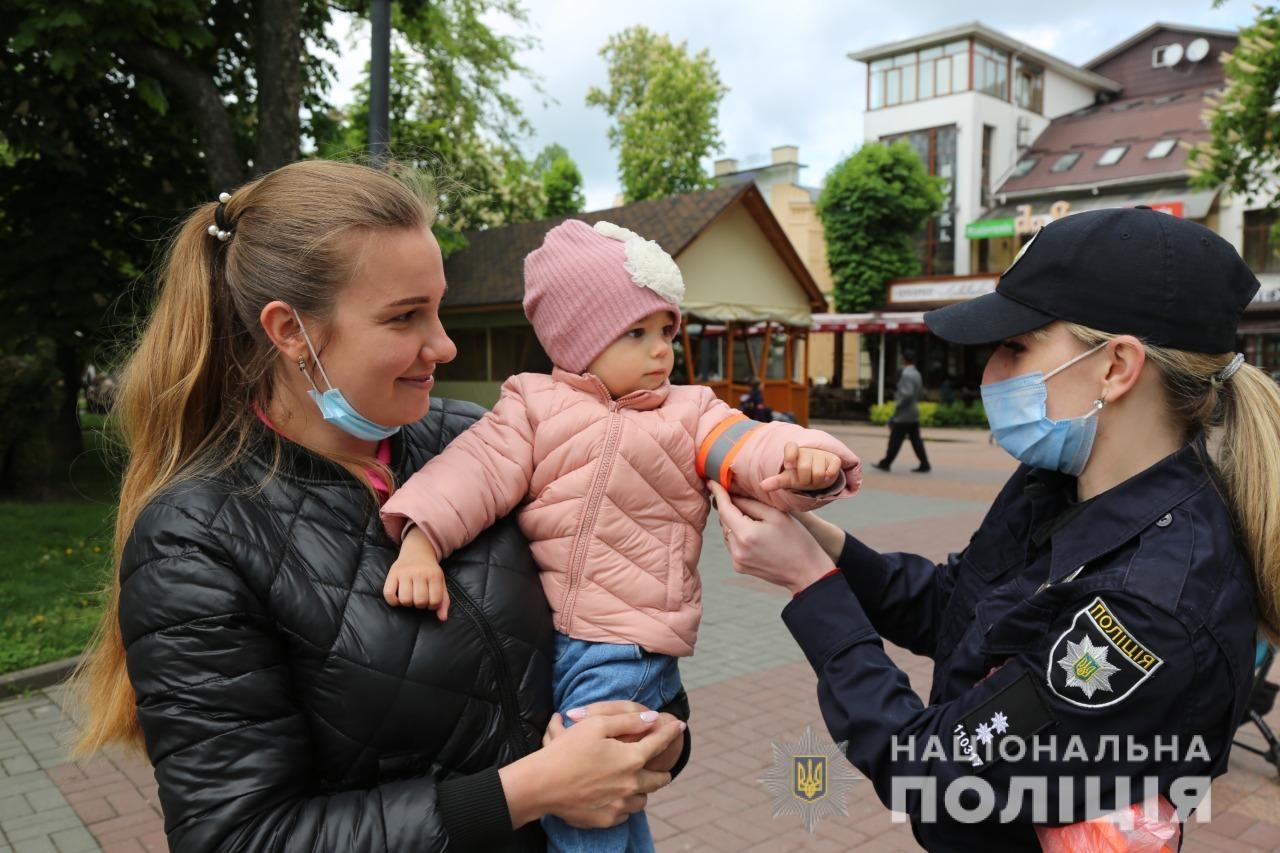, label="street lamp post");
[369,0,391,165]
